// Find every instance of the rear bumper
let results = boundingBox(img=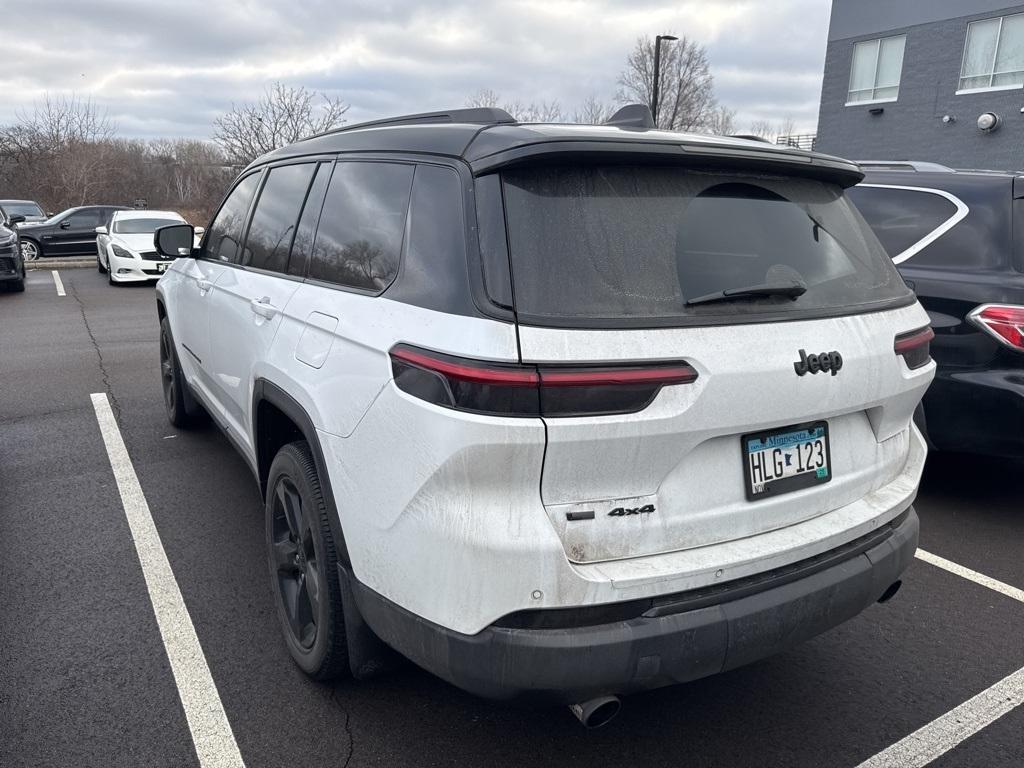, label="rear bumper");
[925,369,1024,458]
[349,507,919,704]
